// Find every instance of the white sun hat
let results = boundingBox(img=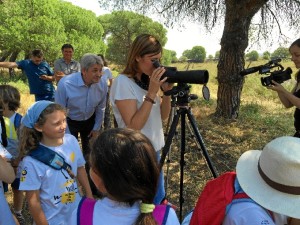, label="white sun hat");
[236,136,300,219]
